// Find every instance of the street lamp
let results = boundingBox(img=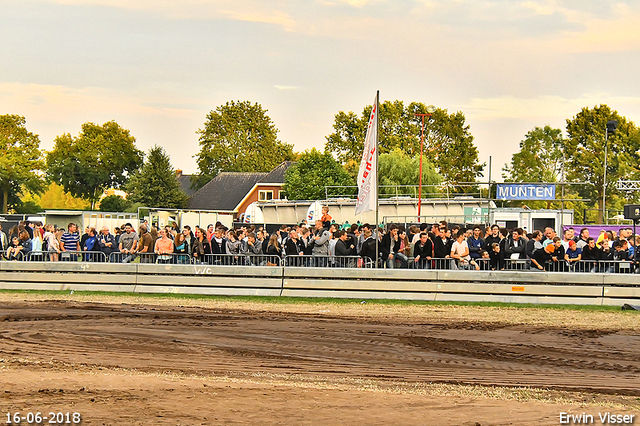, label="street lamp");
[603,119,618,223]
[414,105,436,220]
